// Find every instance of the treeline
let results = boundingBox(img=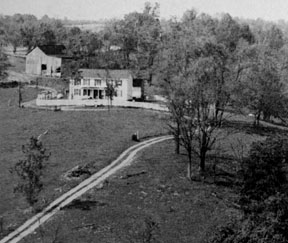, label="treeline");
[1,3,288,82]
[1,3,288,114]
